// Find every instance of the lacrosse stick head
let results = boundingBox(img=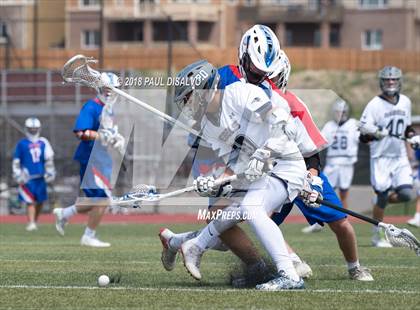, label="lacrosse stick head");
[111,184,158,208]
[62,54,106,90]
[381,223,420,255]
